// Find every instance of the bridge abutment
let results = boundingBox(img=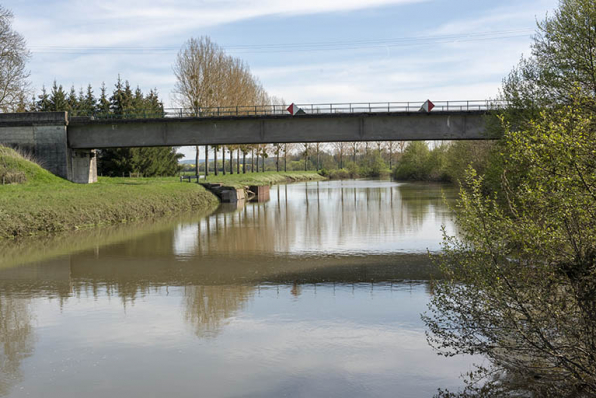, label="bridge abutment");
[0,112,97,184]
